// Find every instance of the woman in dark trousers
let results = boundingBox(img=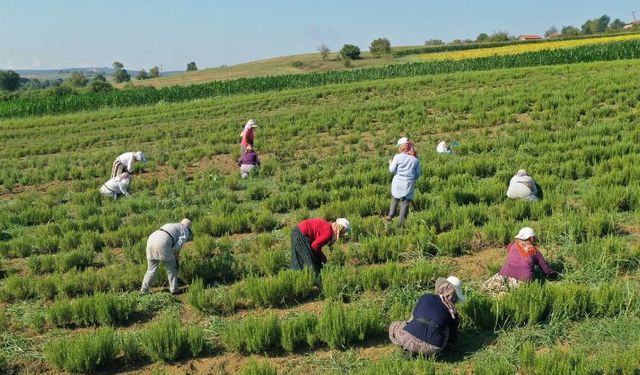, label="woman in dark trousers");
[290,218,350,274]
[389,276,465,356]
